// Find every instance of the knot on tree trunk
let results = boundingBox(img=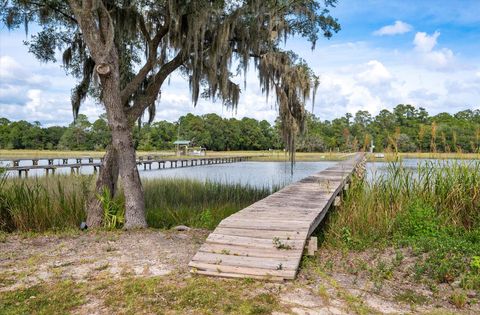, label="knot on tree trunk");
[95,63,111,75]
